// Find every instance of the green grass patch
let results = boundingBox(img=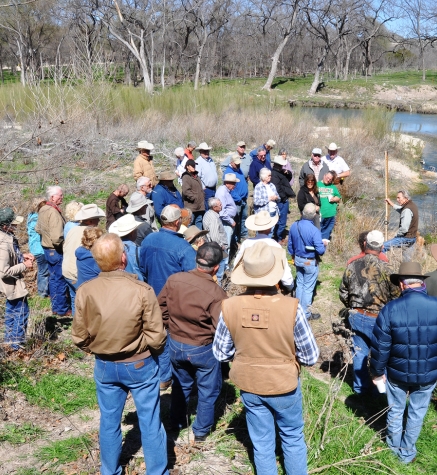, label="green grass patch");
[0,422,44,444]
[35,434,92,465]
